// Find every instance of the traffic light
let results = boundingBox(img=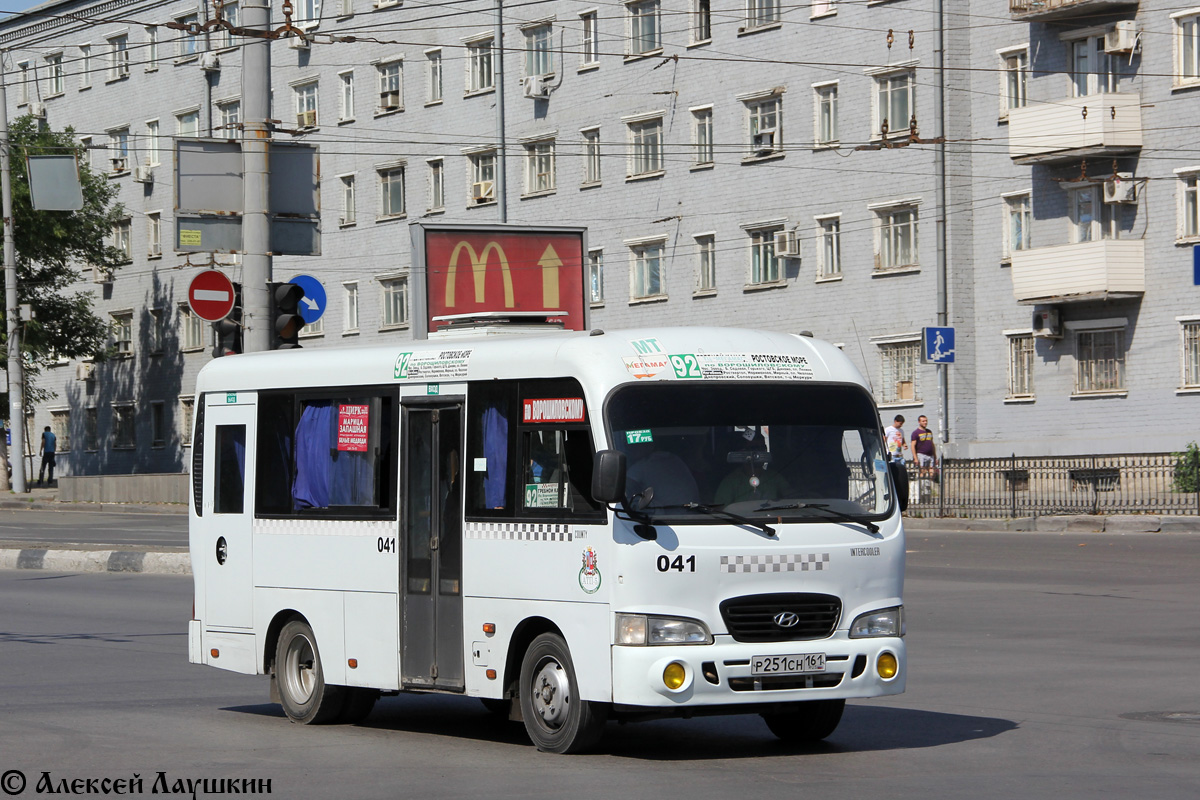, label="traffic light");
[211,283,242,358]
[272,282,306,350]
